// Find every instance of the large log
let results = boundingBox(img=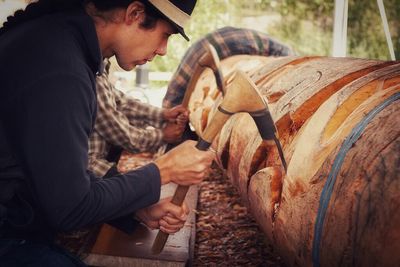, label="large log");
[188,55,400,267]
